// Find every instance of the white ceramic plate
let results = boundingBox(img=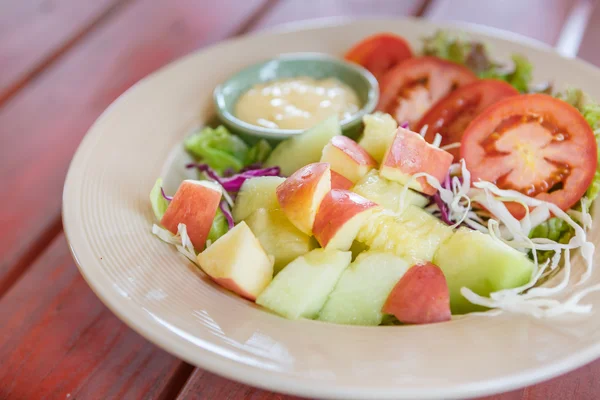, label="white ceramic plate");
[63,18,600,400]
